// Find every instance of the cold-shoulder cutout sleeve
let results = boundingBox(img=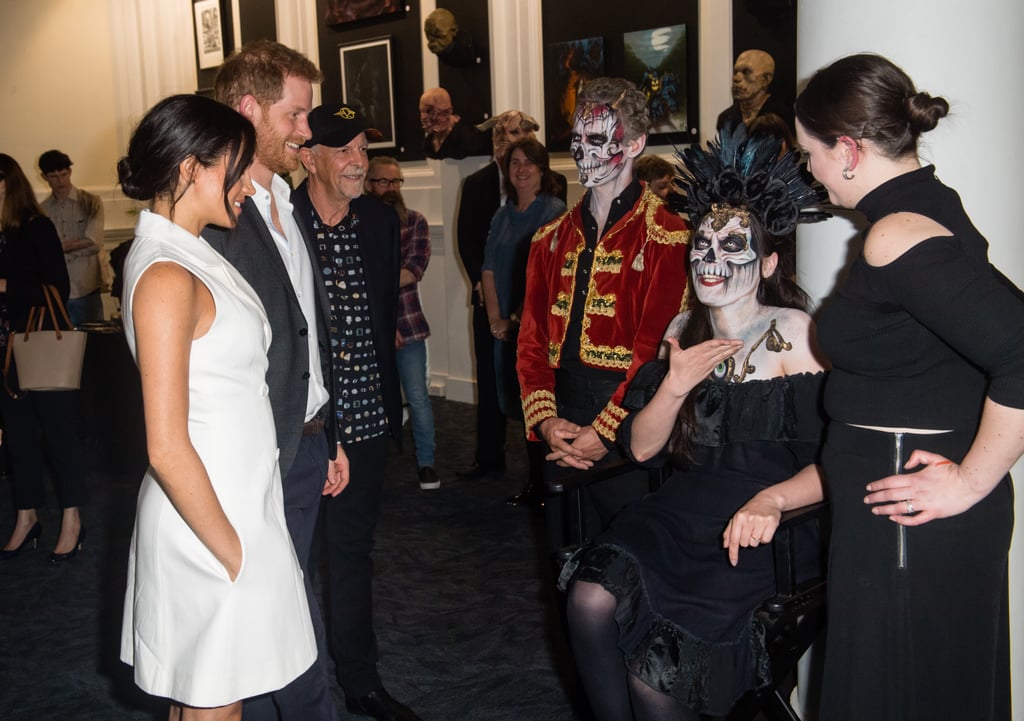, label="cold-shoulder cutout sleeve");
[869,236,1024,410]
